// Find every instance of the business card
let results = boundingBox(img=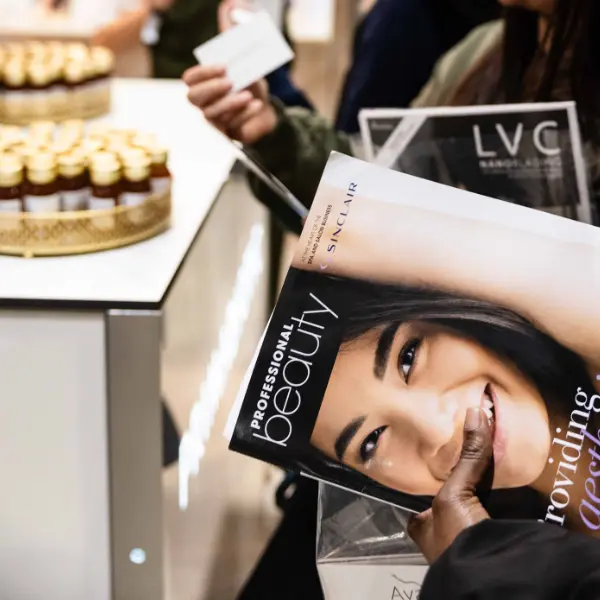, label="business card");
[193,10,294,93]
